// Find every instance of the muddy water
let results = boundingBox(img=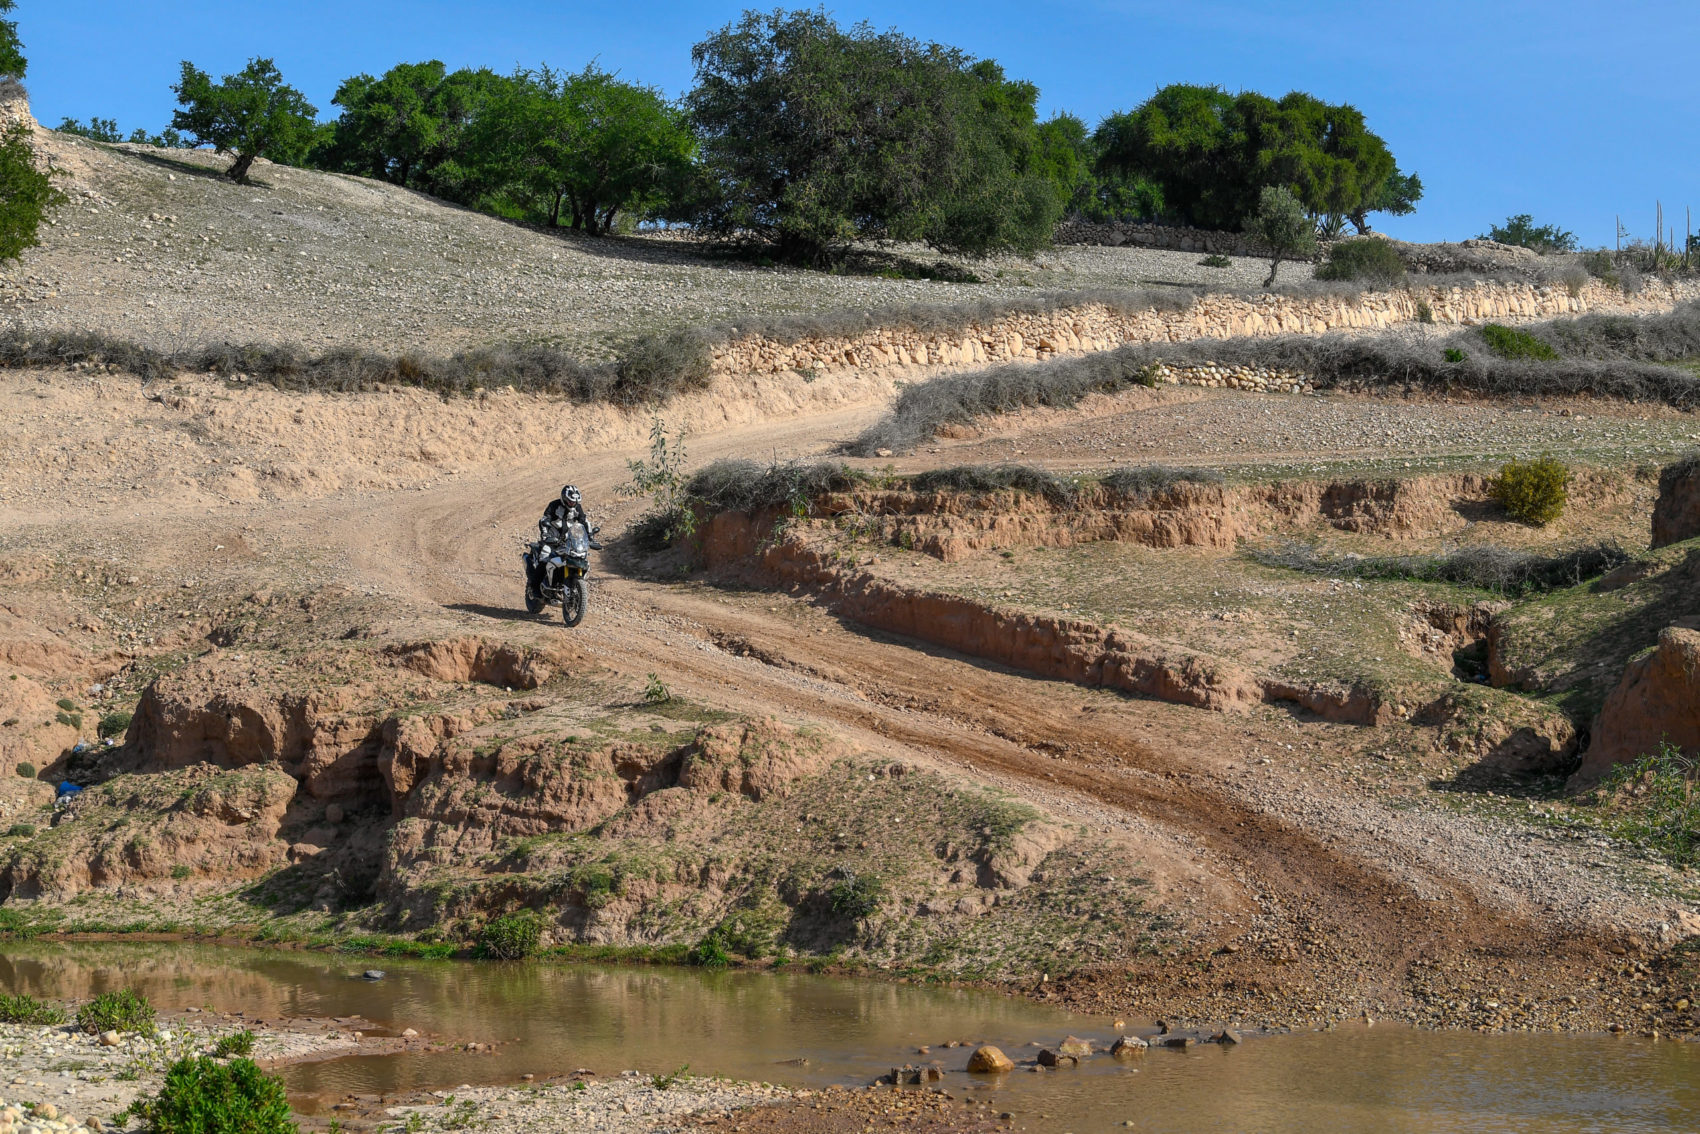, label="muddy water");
[6,942,1700,1133]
